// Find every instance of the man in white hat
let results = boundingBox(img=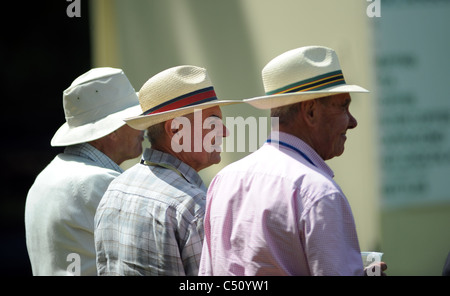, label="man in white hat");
[94,65,236,275]
[25,68,144,276]
[199,46,387,276]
